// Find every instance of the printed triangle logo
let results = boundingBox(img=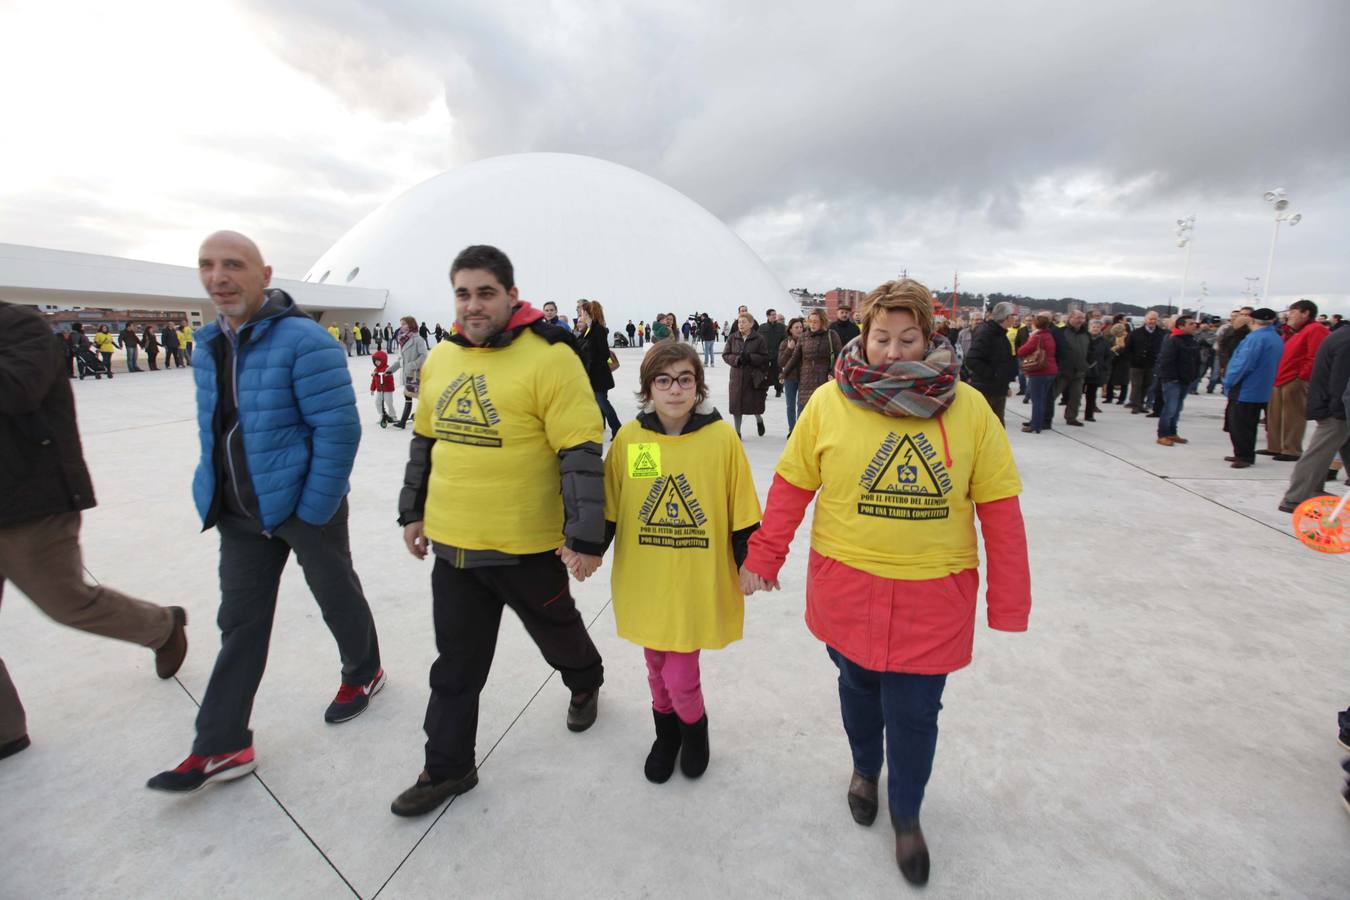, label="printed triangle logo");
[643,477,699,528]
[632,448,659,477]
[441,376,491,427]
[867,433,943,497]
